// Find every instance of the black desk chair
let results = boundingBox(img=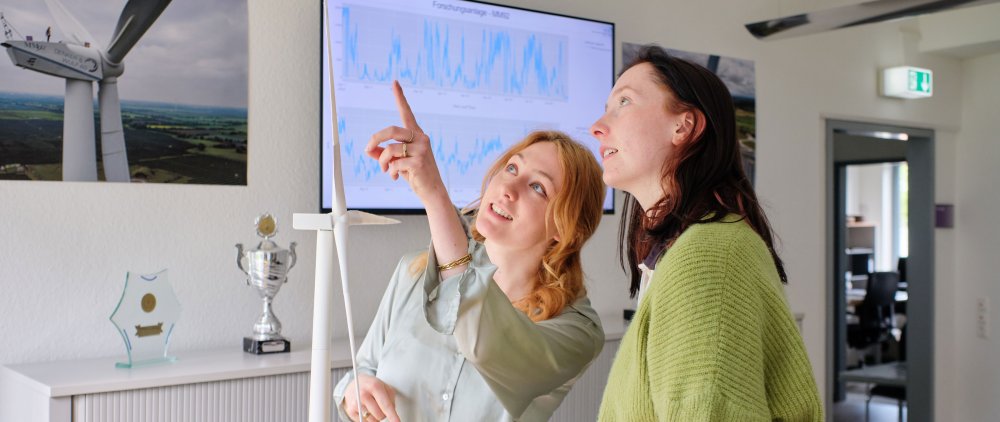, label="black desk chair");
[866,325,907,421]
[847,271,900,364]
[896,257,908,315]
[897,257,908,286]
